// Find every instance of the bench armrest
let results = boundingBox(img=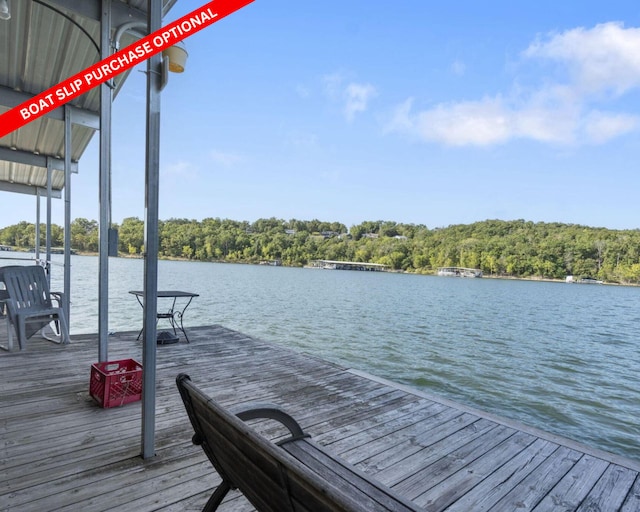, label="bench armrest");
[230,403,310,444]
